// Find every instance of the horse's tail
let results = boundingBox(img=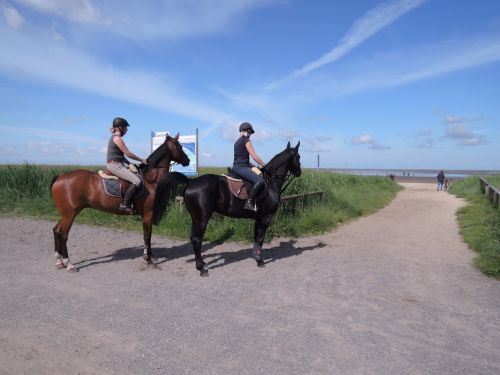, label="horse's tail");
[153,171,190,225]
[50,175,60,197]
